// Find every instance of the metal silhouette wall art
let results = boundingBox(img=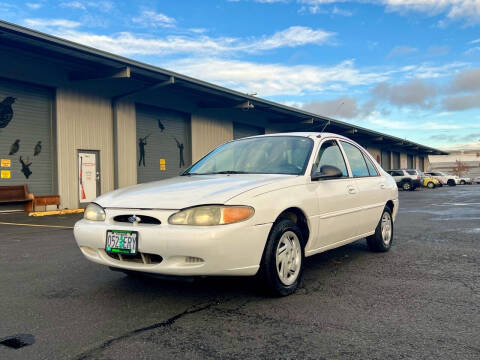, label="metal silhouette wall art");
[158,120,165,132]
[19,156,32,179]
[138,134,151,167]
[34,141,42,156]
[174,137,185,168]
[9,139,20,155]
[0,96,15,128]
